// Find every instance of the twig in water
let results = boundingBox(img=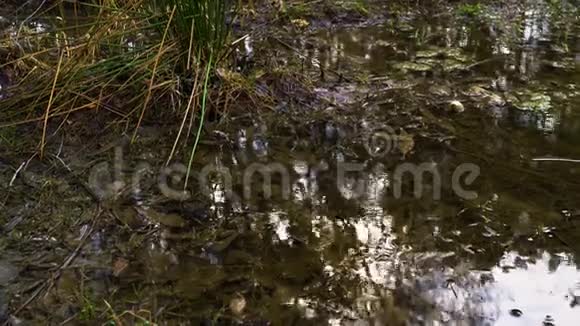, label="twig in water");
[532,157,580,163]
[464,56,504,71]
[9,162,26,187]
[9,153,37,187]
